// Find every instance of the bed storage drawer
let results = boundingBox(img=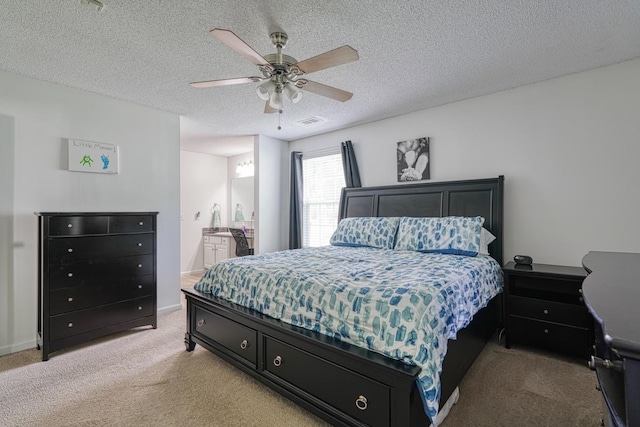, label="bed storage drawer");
[264,336,390,427]
[193,306,257,366]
